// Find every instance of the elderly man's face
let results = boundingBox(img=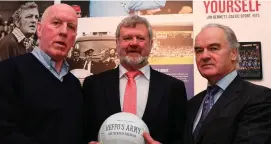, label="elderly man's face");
[37,4,78,61]
[20,8,39,36]
[194,27,238,84]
